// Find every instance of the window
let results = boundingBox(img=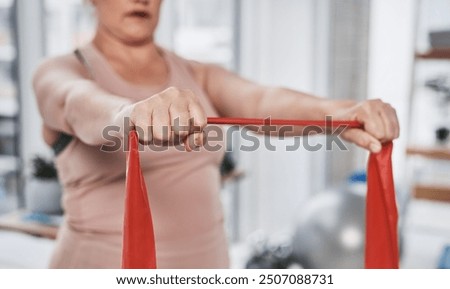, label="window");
[170,0,236,69]
[0,0,19,213]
